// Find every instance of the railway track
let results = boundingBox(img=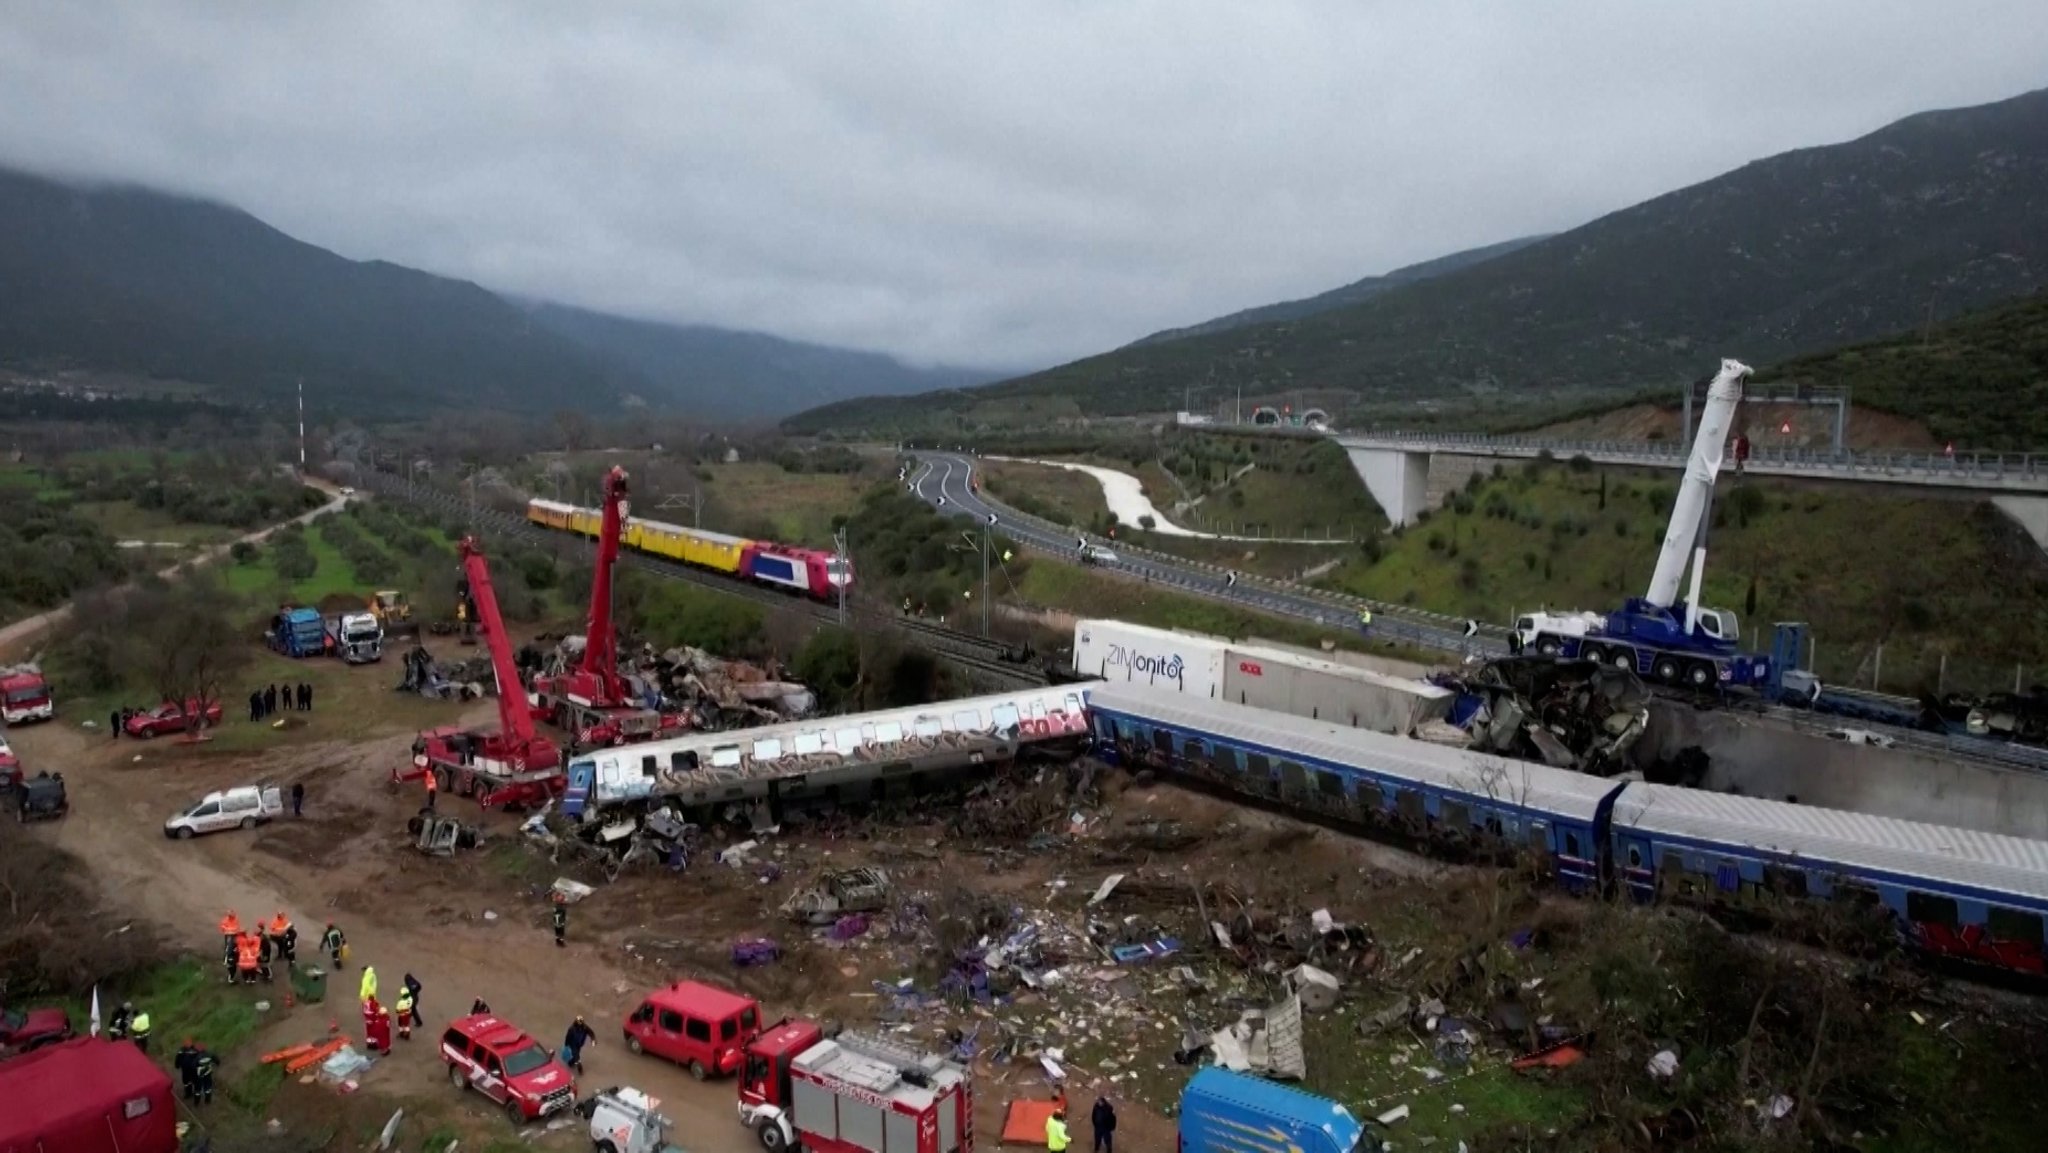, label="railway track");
[357,472,1048,689]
